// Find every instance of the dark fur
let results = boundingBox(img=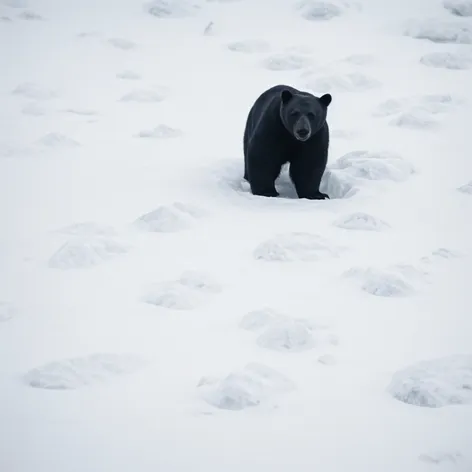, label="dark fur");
[243,84,332,199]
